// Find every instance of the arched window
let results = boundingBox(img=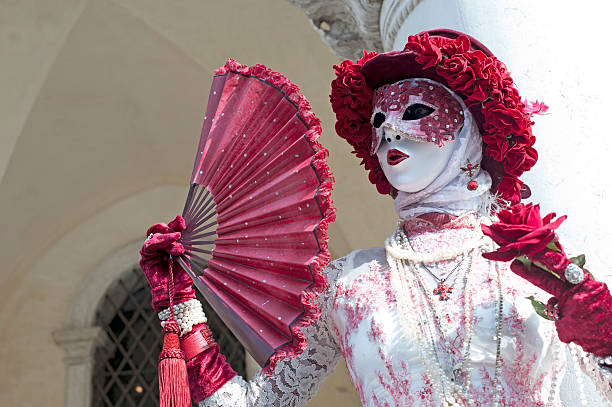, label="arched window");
[91,266,246,406]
